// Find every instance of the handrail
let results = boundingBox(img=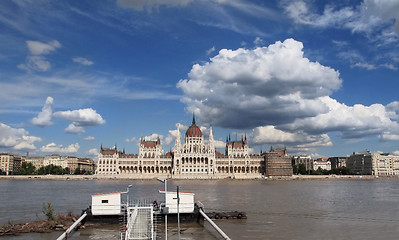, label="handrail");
[199,208,231,240]
[56,212,87,240]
